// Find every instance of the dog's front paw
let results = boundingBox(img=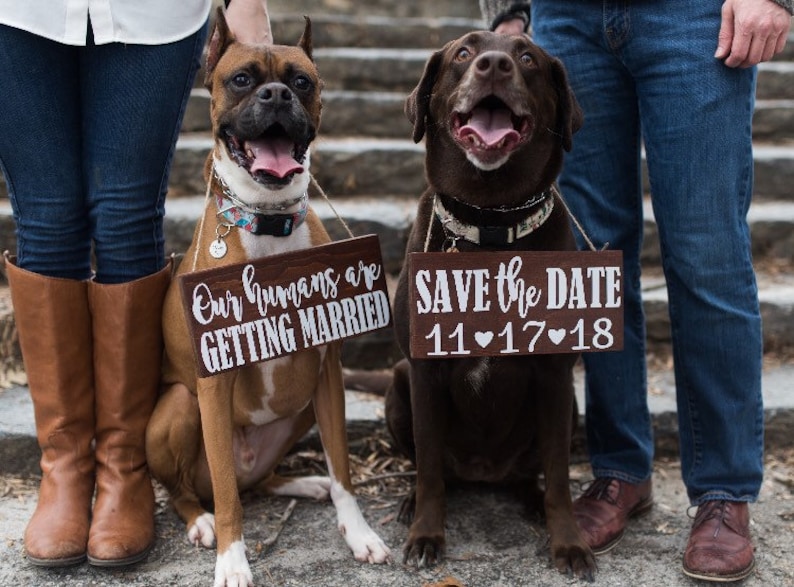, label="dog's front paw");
[332,483,392,564]
[550,540,597,582]
[343,523,392,564]
[402,530,445,568]
[215,541,253,587]
[188,512,217,548]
